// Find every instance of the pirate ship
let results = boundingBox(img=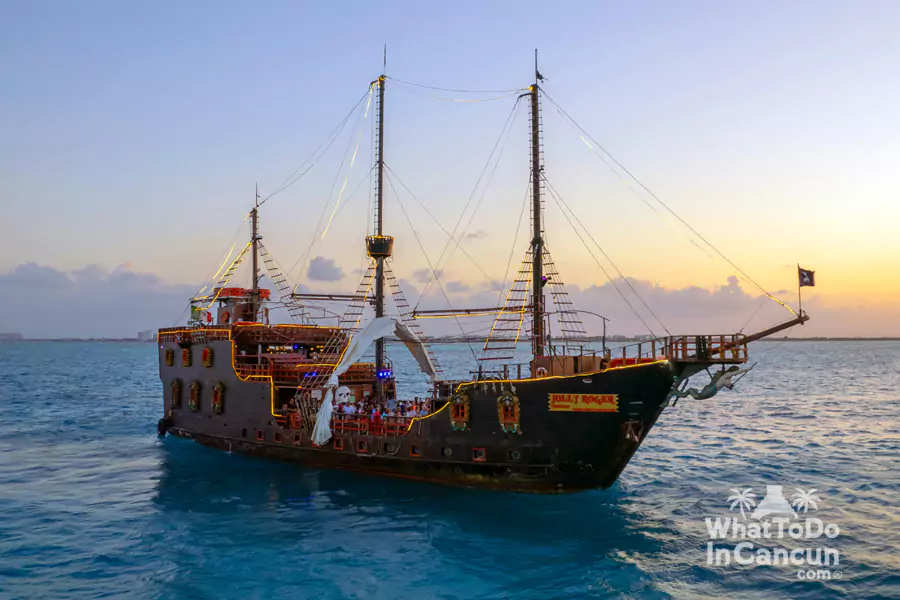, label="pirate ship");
[157,56,809,493]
